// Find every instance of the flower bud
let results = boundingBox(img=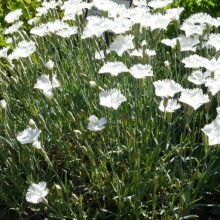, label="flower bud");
[0,100,7,109]
[29,119,36,129]
[32,140,42,149]
[53,184,63,197]
[73,130,82,138]
[45,59,54,70]
[71,193,78,203]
